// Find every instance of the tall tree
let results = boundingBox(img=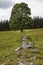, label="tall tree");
[9,2,31,31]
